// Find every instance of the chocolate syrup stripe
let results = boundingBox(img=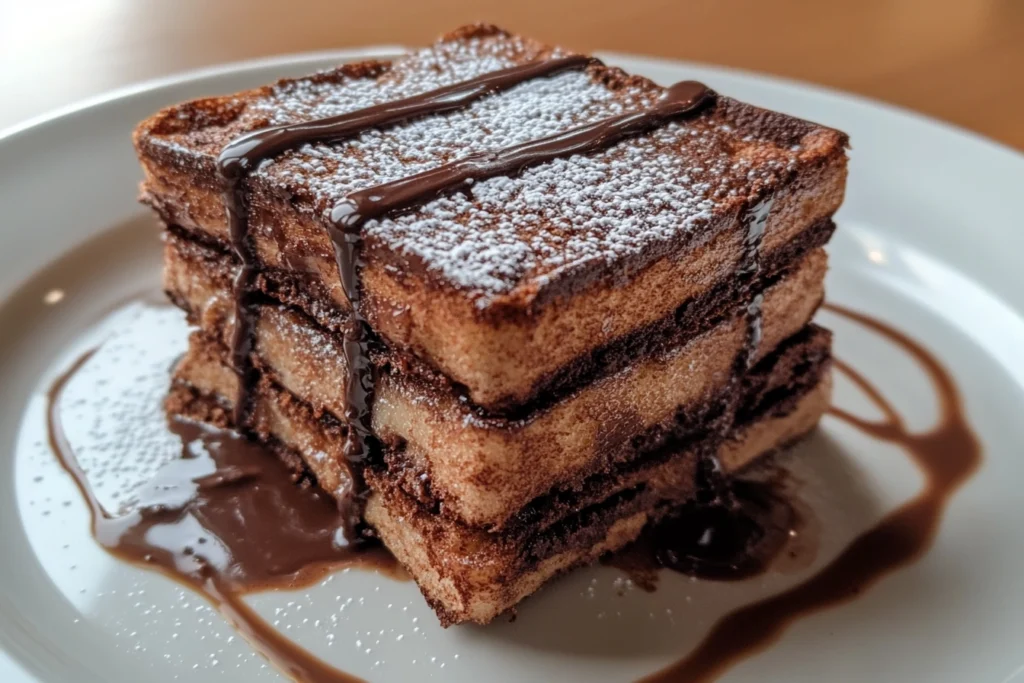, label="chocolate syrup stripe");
[216,55,594,181]
[216,52,714,537]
